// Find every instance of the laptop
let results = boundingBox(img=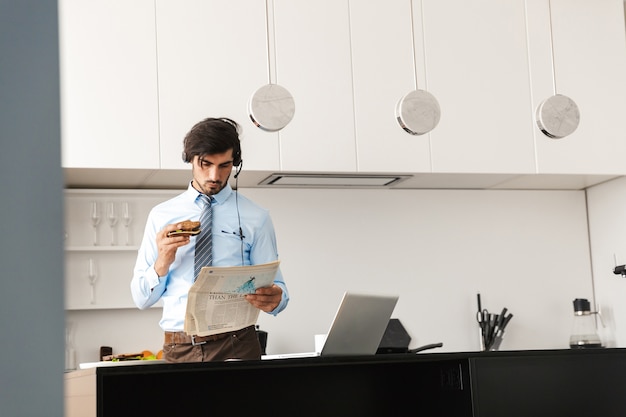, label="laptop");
[263,292,399,359]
